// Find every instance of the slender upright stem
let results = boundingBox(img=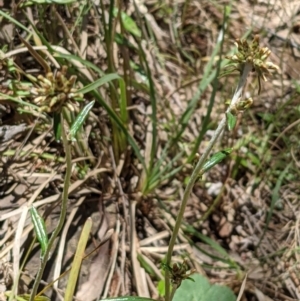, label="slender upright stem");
[30,114,72,301]
[164,62,252,301]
